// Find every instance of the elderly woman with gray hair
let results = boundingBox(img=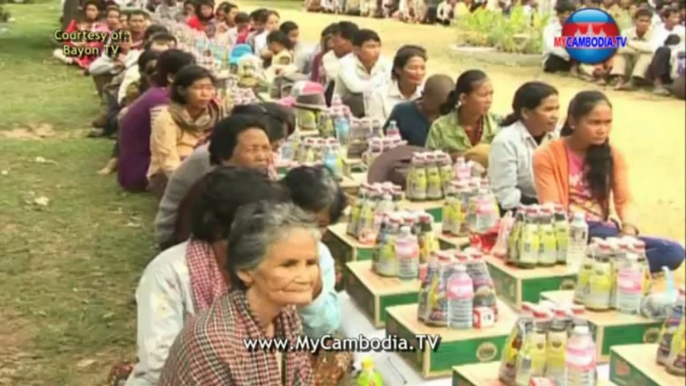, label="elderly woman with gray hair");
[126,166,341,386]
[281,165,347,334]
[159,201,318,385]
